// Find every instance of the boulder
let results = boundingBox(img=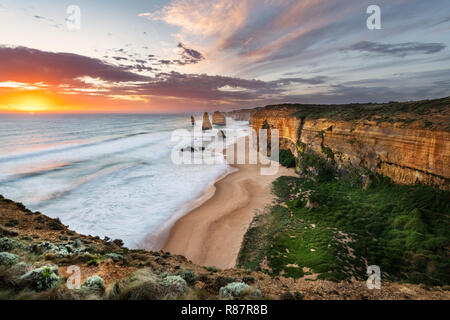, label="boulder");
[202,112,212,130]
[212,111,226,126]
